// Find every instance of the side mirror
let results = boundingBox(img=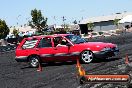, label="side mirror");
[66,43,72,47]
